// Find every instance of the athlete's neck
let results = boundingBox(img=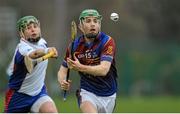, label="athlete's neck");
[84,37,95,43]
